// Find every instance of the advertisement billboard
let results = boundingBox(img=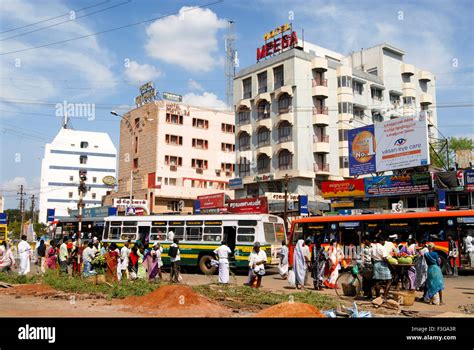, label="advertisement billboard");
[348,114,430,175]
[321,179,365,198]
[364,173,432,197]
[227,197,268,214]
[348,125,376,176]
[465,169,474,192]
[197,193,225,210]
